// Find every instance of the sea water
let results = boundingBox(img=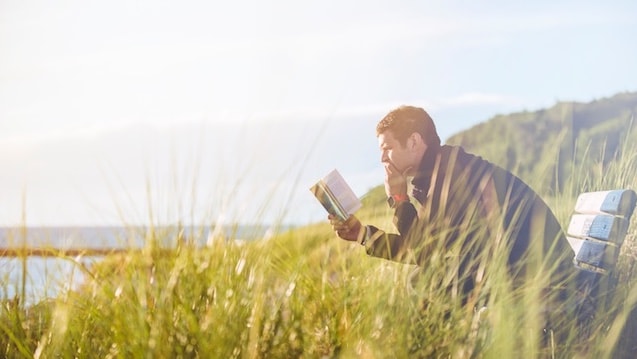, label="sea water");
[0,225,273,305]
